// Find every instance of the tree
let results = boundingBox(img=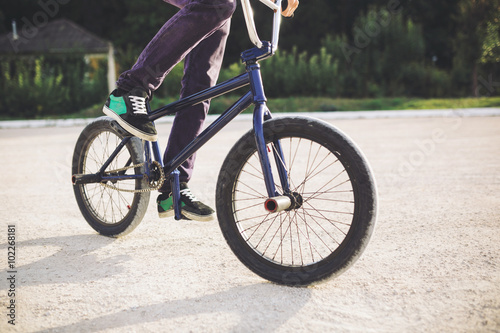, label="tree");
[452,0,500,96]
[479,12,500,64]
[405,0,460,70]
